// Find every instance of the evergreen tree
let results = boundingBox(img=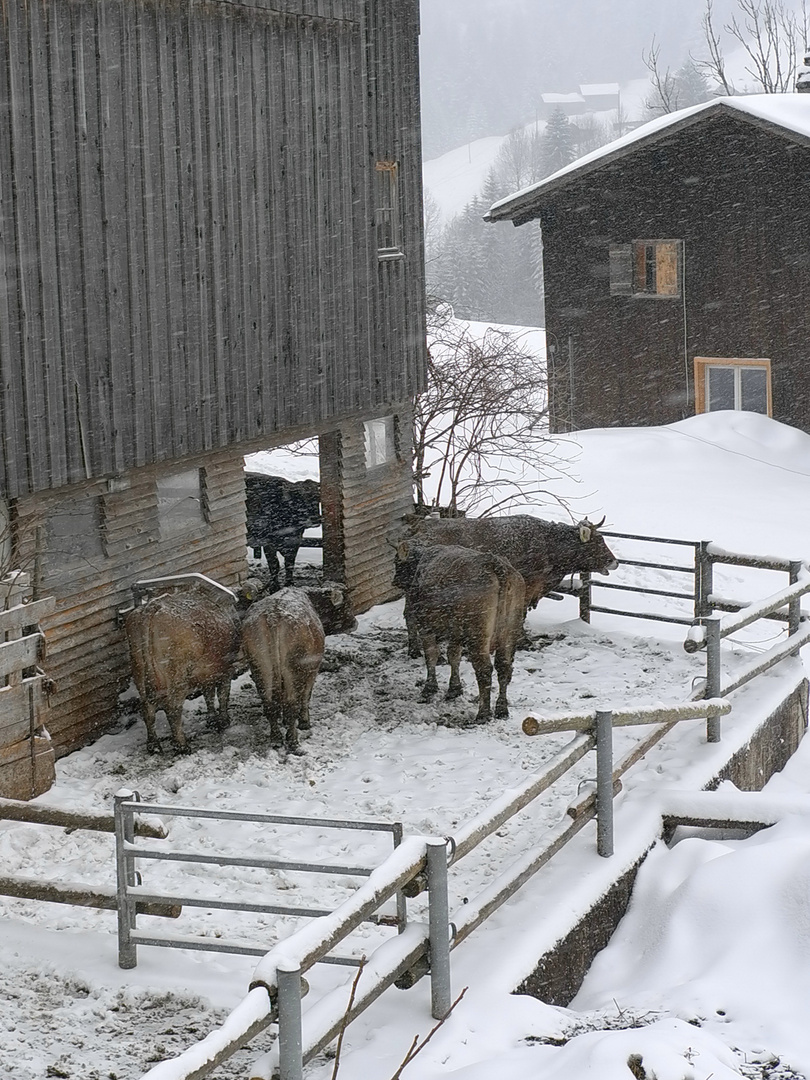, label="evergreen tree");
[540,110,576,176]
